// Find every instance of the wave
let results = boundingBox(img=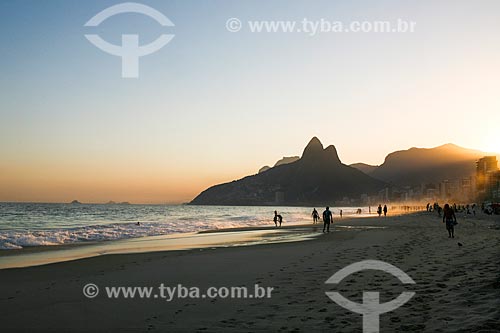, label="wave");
[0,219,276,250]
